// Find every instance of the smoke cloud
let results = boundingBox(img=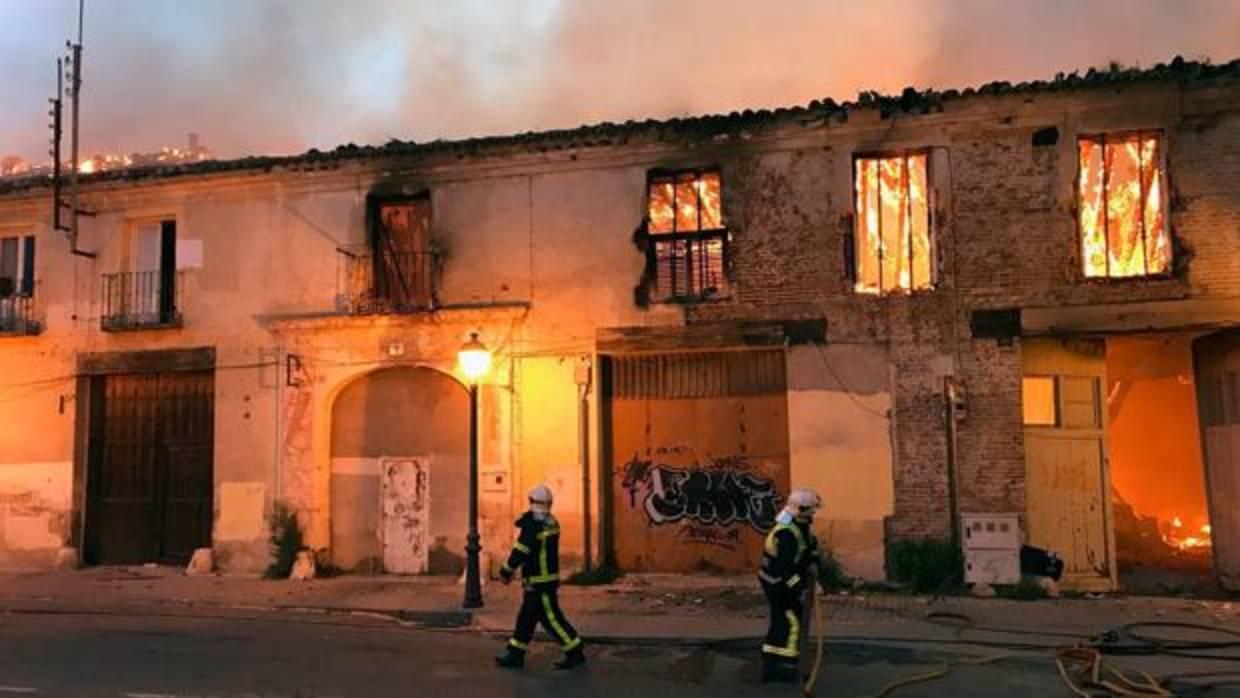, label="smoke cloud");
[1,0,1238,162]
